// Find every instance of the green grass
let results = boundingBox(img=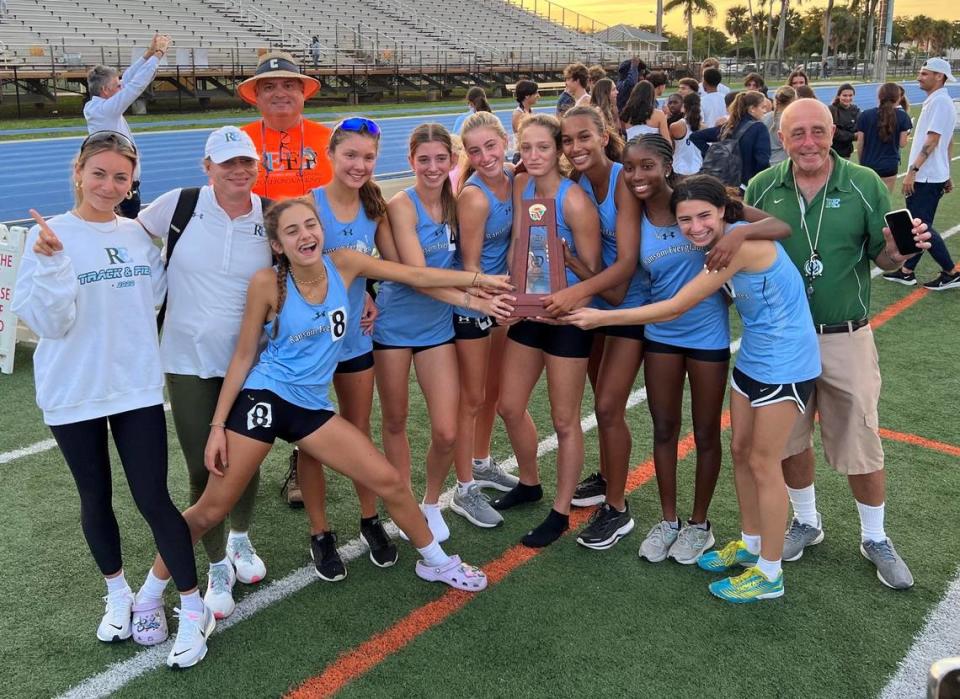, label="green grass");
[1,160,958,698]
